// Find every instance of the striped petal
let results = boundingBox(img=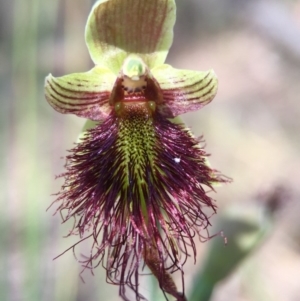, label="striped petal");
[45,66,115,121]
[85,0,176,74]
[152,65,218,118]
